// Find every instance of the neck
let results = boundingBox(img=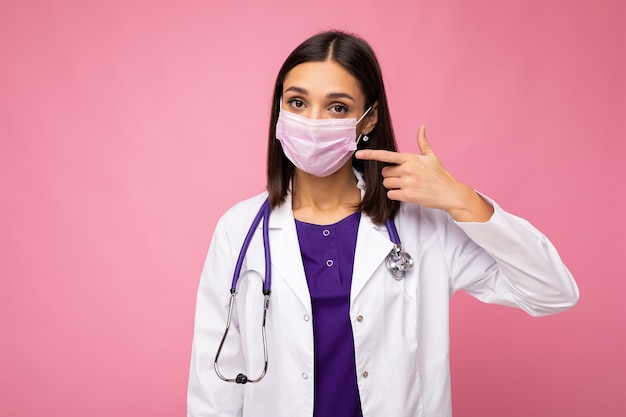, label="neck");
[291,164,361,224]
